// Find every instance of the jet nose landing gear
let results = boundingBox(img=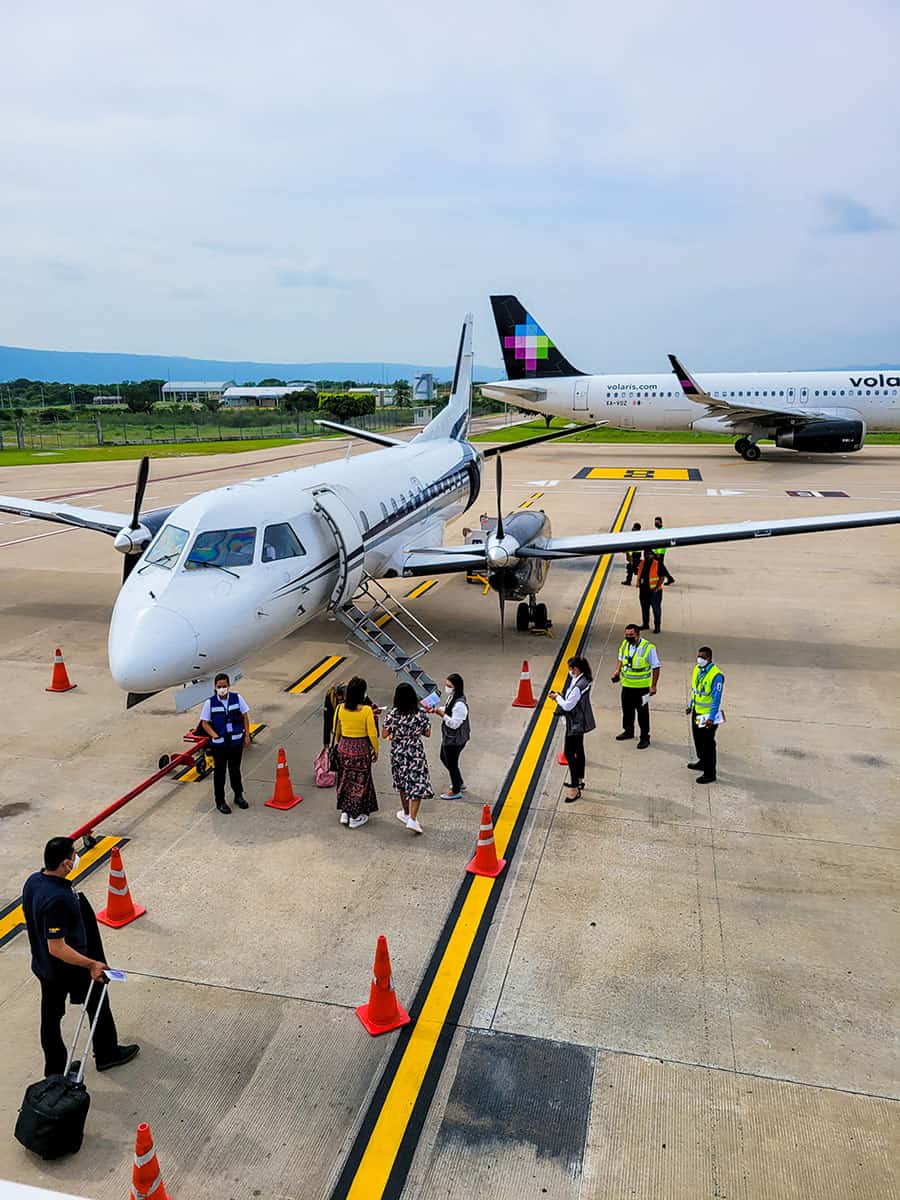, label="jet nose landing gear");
[516,596,551,634]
